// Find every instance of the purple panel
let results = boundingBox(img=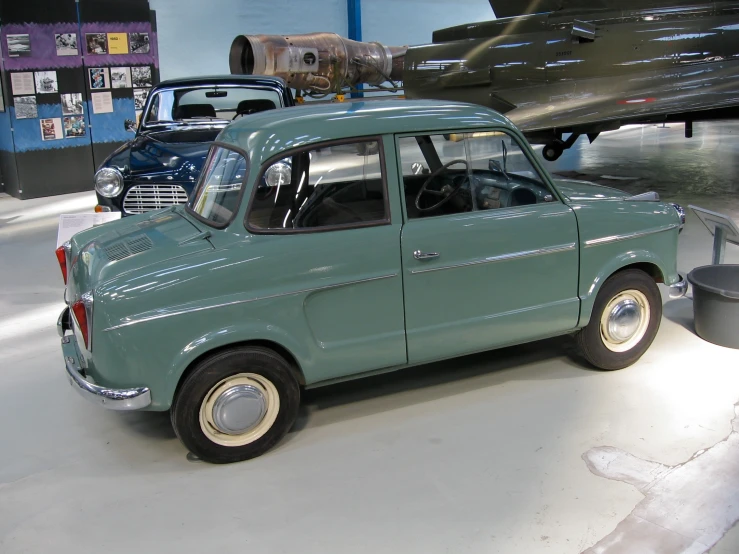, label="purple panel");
[80,22,158,68]
[1,23,83,70]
